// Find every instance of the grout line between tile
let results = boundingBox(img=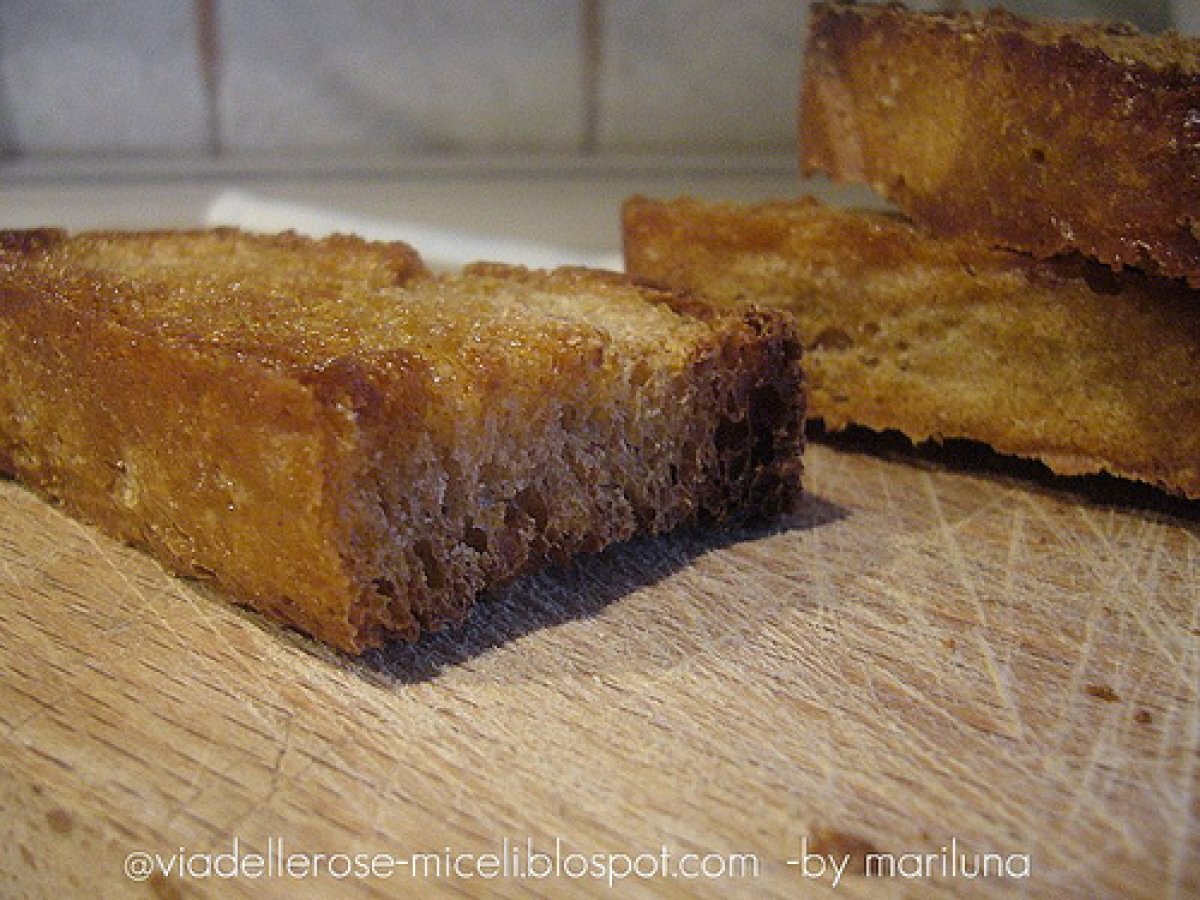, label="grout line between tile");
[581,0,604,155]
[195,0,222,157]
